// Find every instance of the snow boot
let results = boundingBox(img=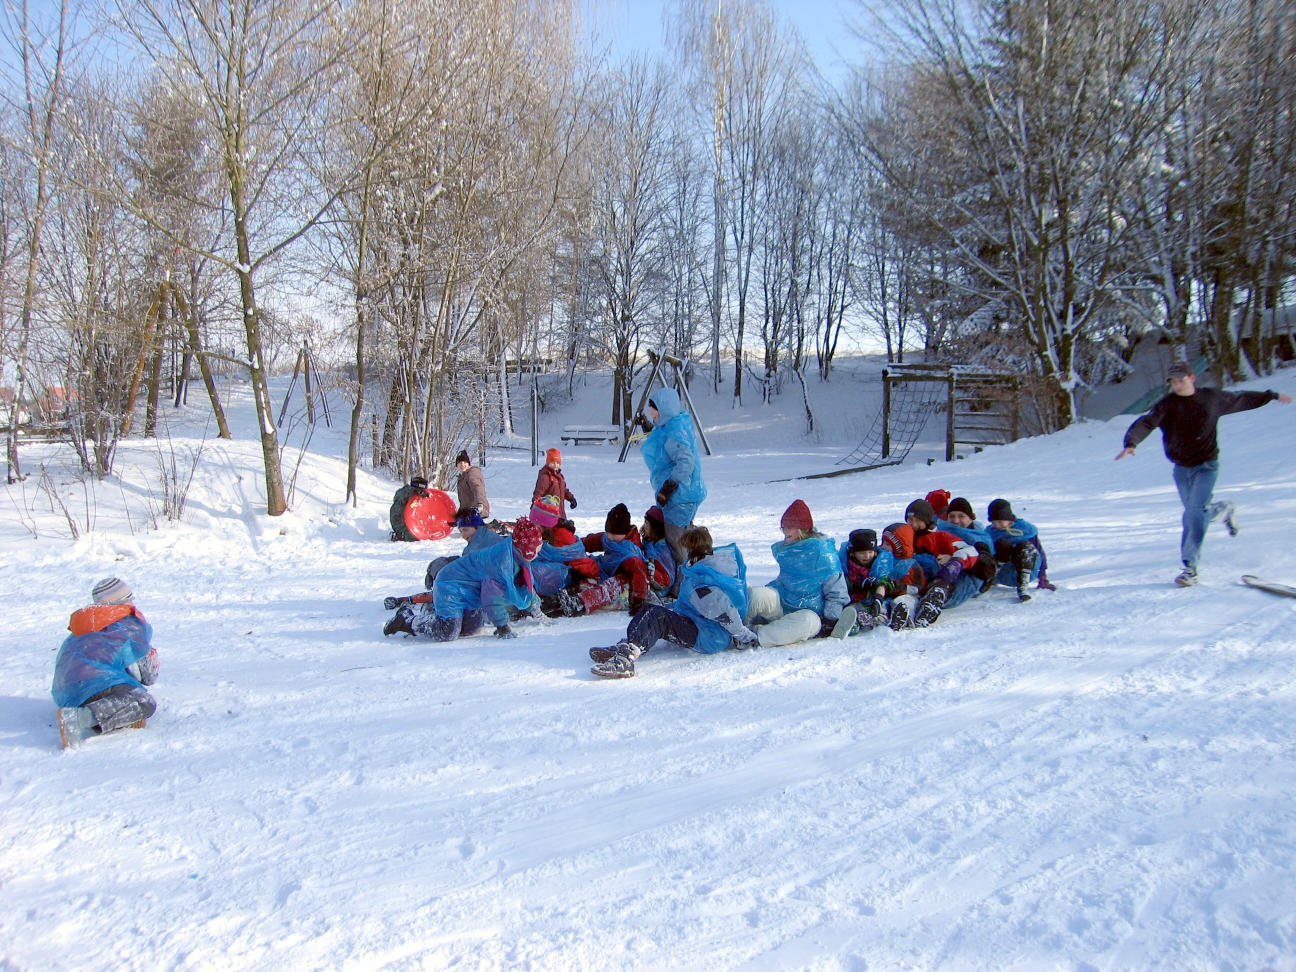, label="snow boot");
[1174,563,1198,587]
[1012,544,1039,601]
[590,639,647,663]
[383,607,414,636]
[556,588,585,617]
[591,643,640,679]
[1036,570,1057,592]
[56,706,96,748]
[829,605,857,639]
[914,584,949,627]
[889,594,918,631]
